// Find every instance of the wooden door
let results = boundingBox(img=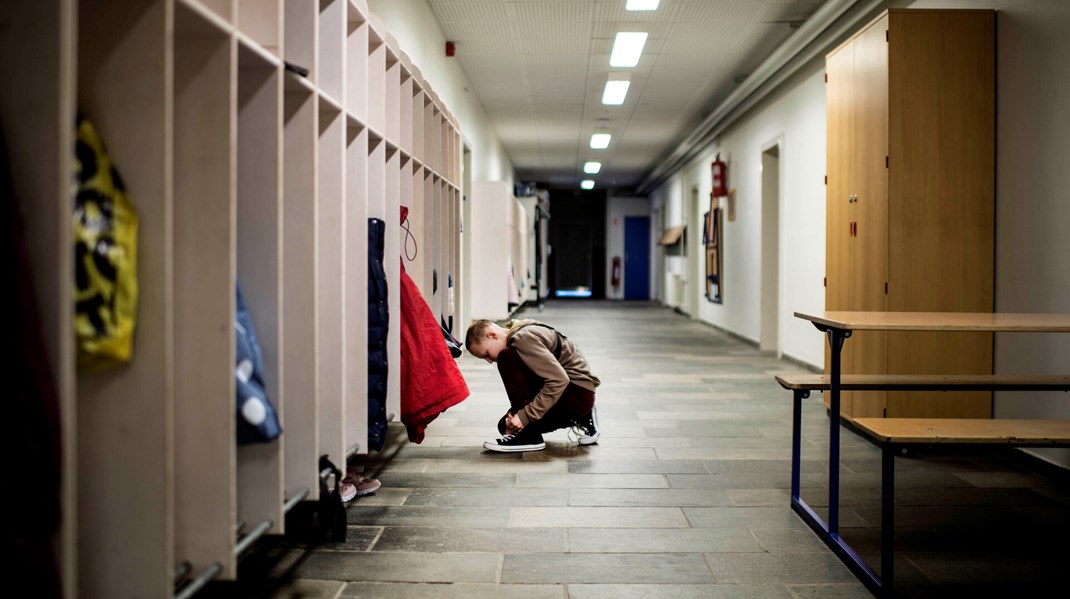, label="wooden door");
[823,37,856,414]
[885,10,995,418]
[845,14,890,418]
